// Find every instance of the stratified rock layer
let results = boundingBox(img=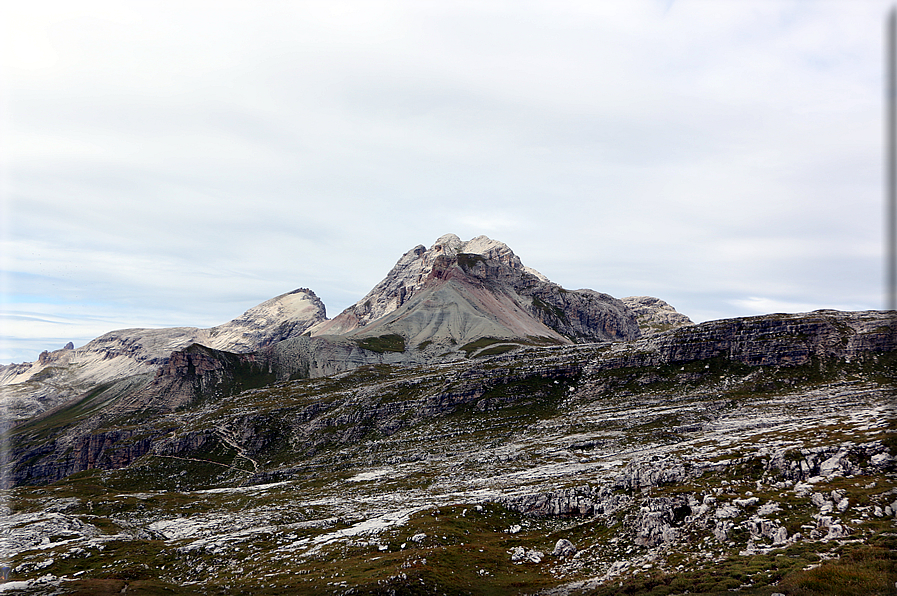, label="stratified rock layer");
[7,309,893,487]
